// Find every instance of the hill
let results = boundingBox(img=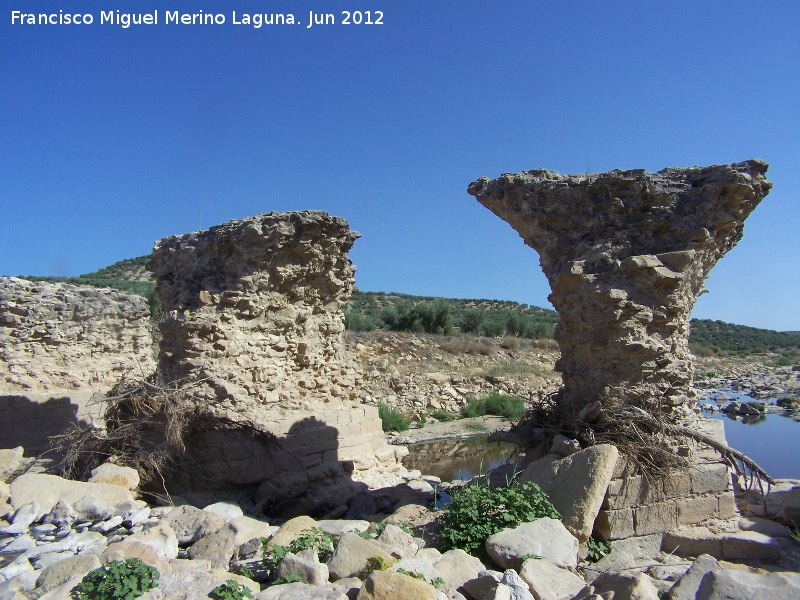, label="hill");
[14,255,800,359]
